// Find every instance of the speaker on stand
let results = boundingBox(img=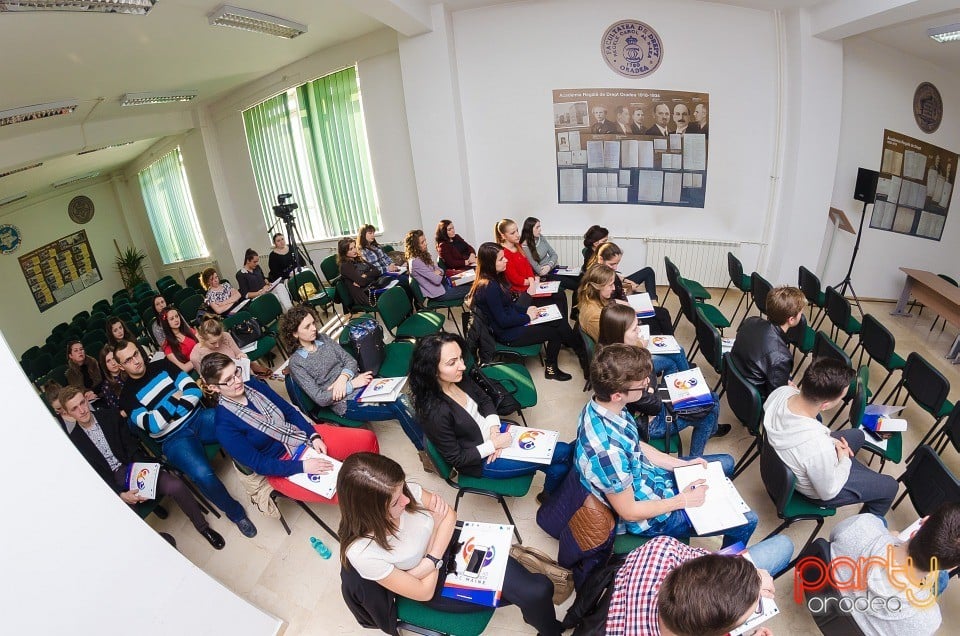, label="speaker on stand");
[835,167,878,317]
